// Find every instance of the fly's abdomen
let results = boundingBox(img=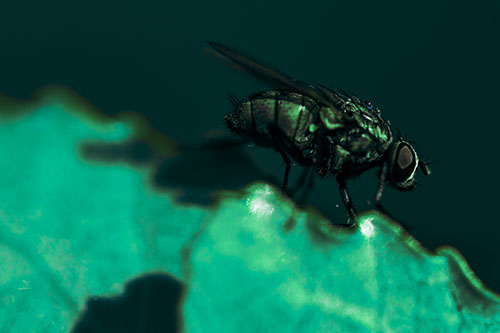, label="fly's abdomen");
[226,90,317,149]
